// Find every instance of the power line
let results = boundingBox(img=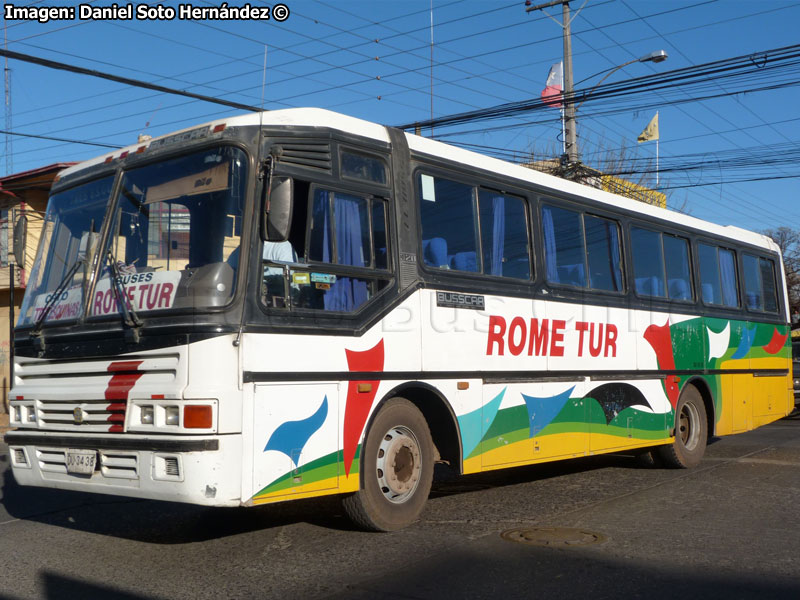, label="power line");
[0,128,120,148]
[0,48,261,113]
[396,43,800,130]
